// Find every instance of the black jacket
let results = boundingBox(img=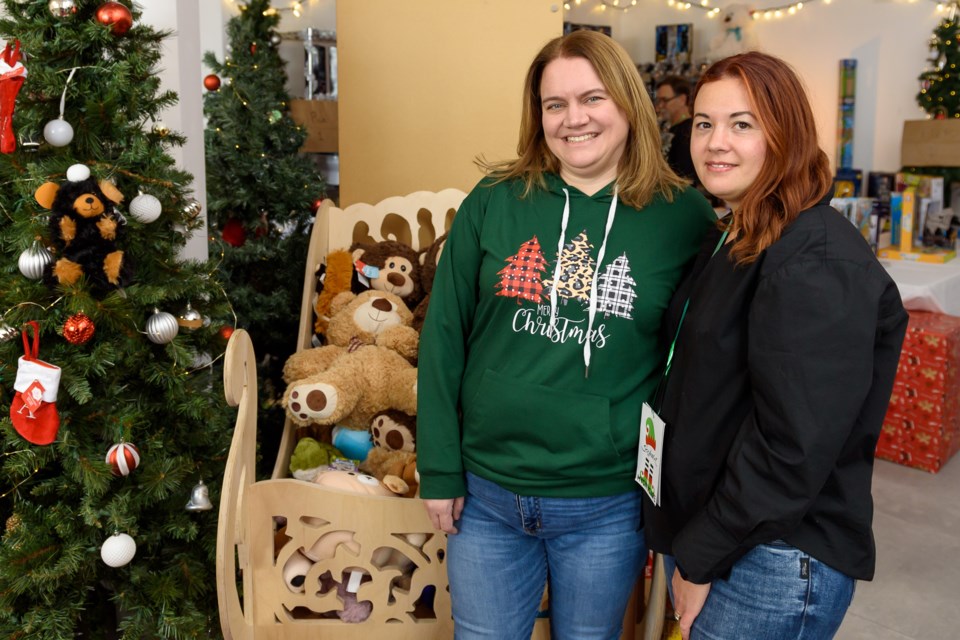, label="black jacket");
[643,201,908,584]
